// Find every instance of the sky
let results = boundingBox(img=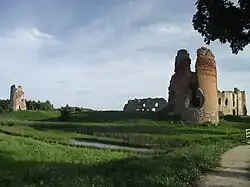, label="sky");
[0,0,249,110]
